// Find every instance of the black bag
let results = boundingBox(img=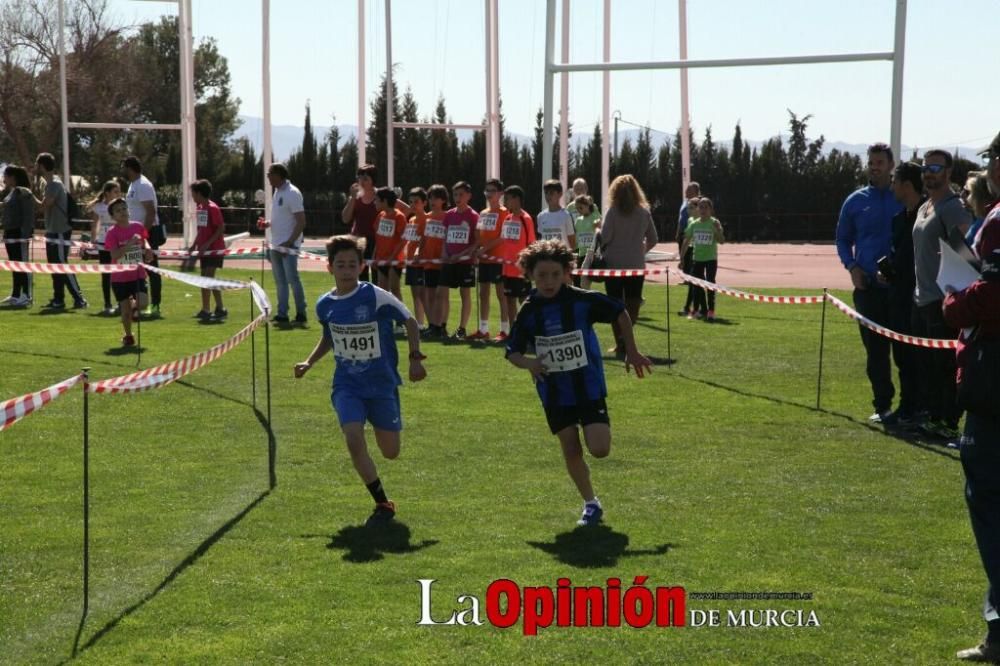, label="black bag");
[957,329,1000,417]
[65,192,80,223]
[588,233,607,282]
